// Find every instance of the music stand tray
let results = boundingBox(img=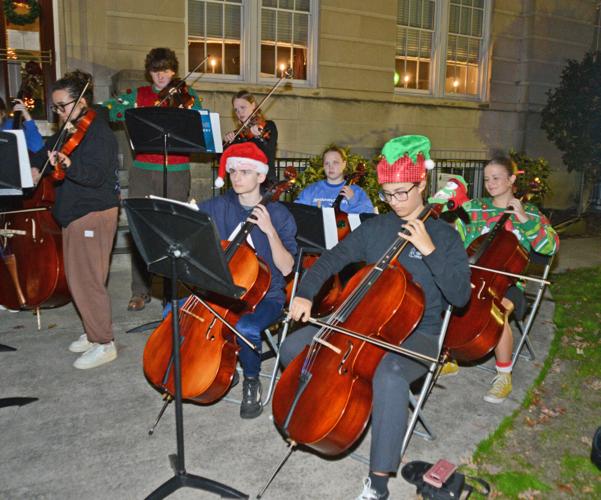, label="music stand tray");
[123,197,247,499]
